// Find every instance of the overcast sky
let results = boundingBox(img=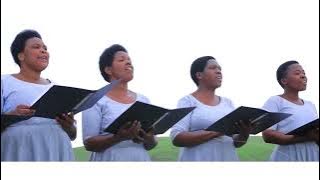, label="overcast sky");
[1,0,319,146]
